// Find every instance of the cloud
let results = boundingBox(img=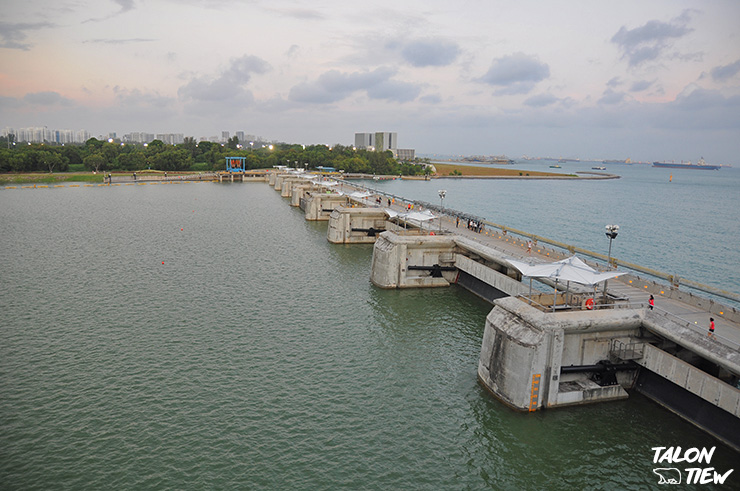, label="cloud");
[606,77,622,88]
[629,80,654,92]
[113,87,174,108]
[0,95,23,109]
[271,8,325,20]
[643,86,740,130]
[710,59,740,81]
[366,79,421,102]
[23,91,74,106]
[524,93,559,107]
[477,53,550,95]
[598,88,627,105]
[83,38,155,45]
[286,44,299,58]
[84,0,136,23]
[288,67,420,104]
[396,38,460,67]
[420,94,442,104]
[178,55,270,103]
[0,21,55,50]
[611,12,694,67]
